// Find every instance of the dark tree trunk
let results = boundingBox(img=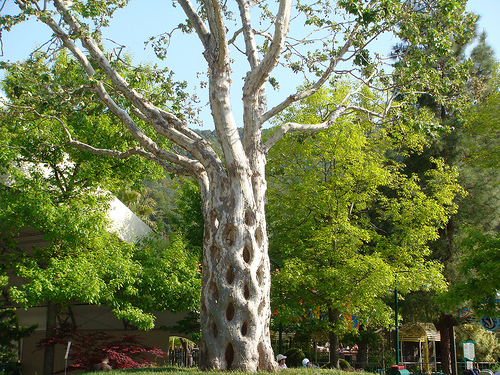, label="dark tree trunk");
[435,314,457,375]
[357,326,369,369]
[357,342,368,369]
[43,301,57,375]
[328,308,340,368]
